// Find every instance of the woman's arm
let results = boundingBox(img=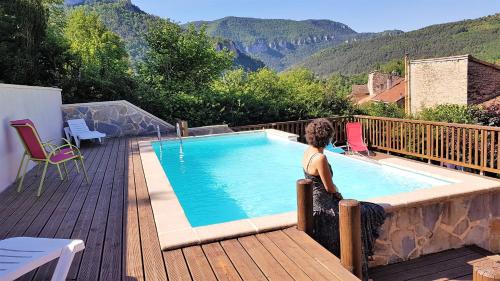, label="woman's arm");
[316,155,339,194]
